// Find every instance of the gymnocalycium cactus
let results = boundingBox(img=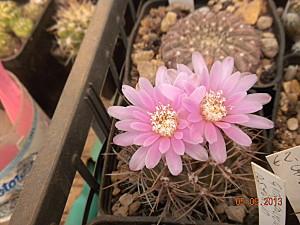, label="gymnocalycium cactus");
[160,9,261,73]
[106,52,273,222]
[50,0,95,64]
